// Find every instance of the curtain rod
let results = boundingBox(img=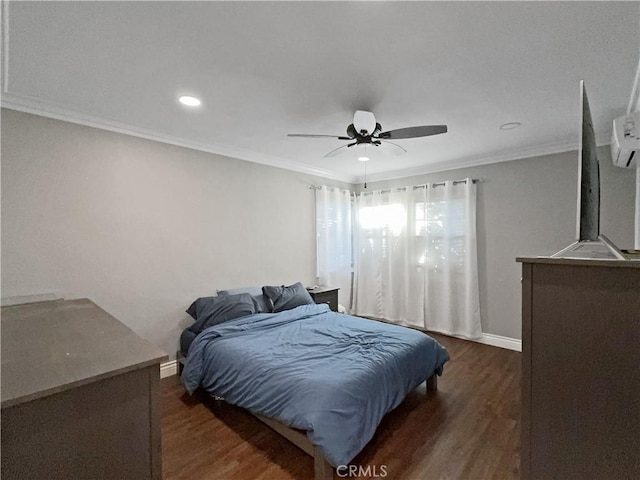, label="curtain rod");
[308,185,353,193]
[357,177,483,195]
[309,177,483,194]
[425,177,482,187]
